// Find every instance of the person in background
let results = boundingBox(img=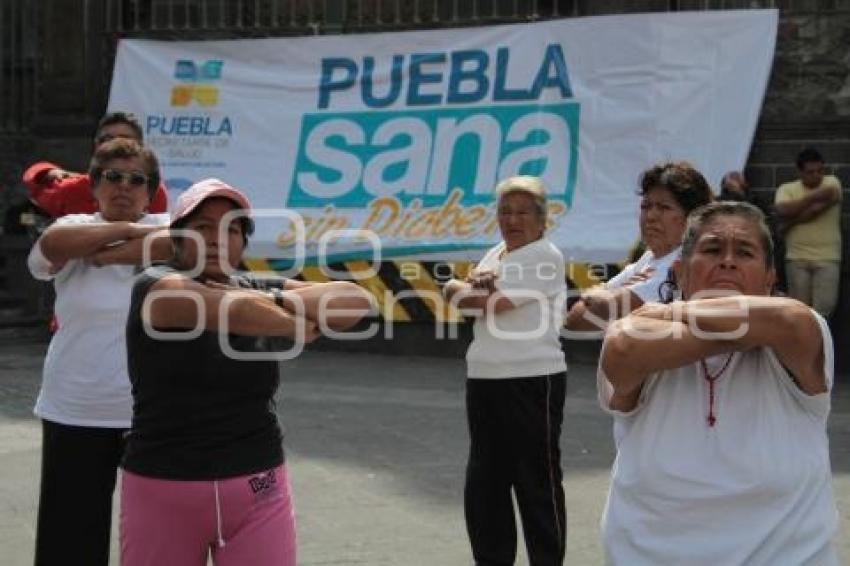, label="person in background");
[443,176,568,566]
[27,138,171,565]
[720,169,792,292]
[774,147,842,319]
[719,170,750,202]
[565,162,713,333]
[23,111,168,218]
[597,201,838,565]
[120,179,373,565]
